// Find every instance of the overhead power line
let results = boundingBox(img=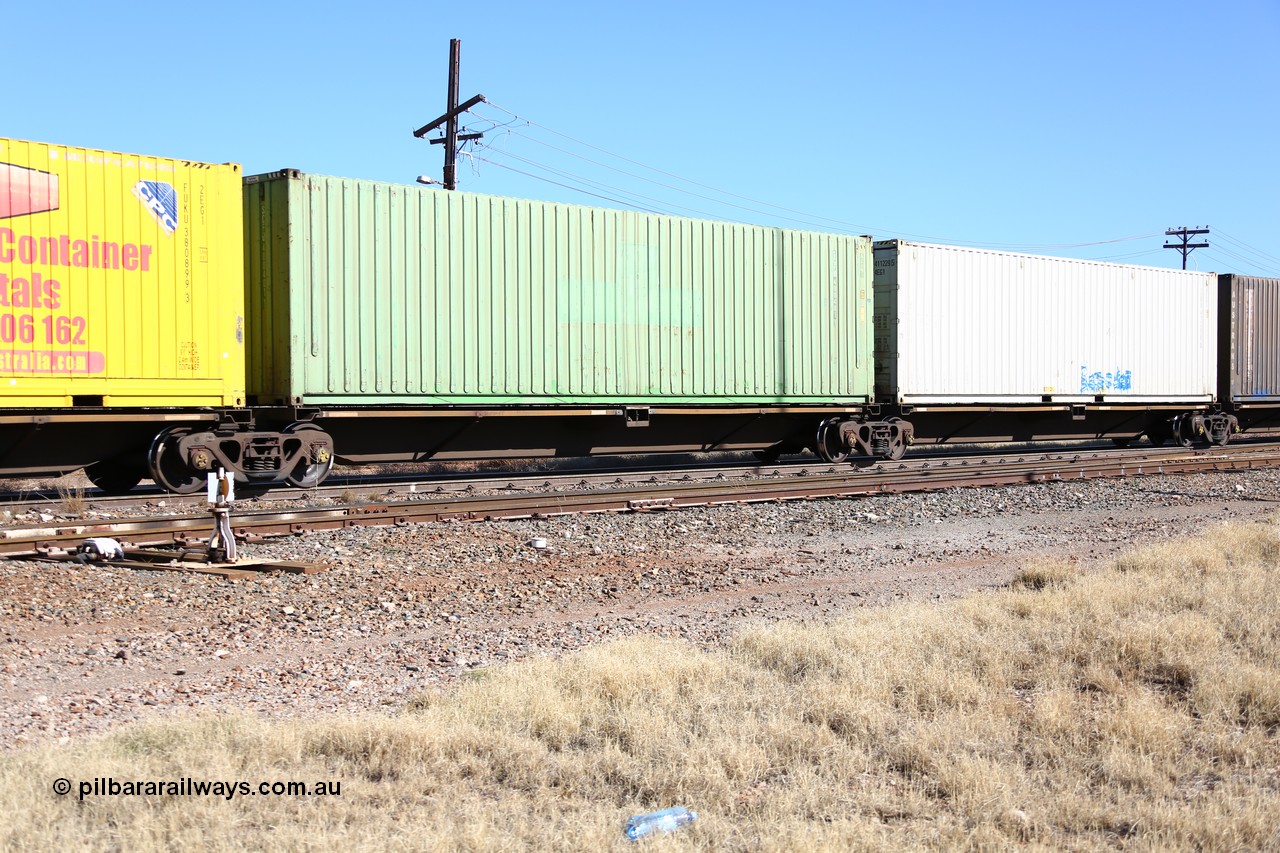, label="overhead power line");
[475,121,868,233]
[469,156,667,214]
[1200,243,1280,277]
[1213,229,1280,268]
[1082,248,1168,262]
[472,149,707,218]
[472,98,1166,253]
